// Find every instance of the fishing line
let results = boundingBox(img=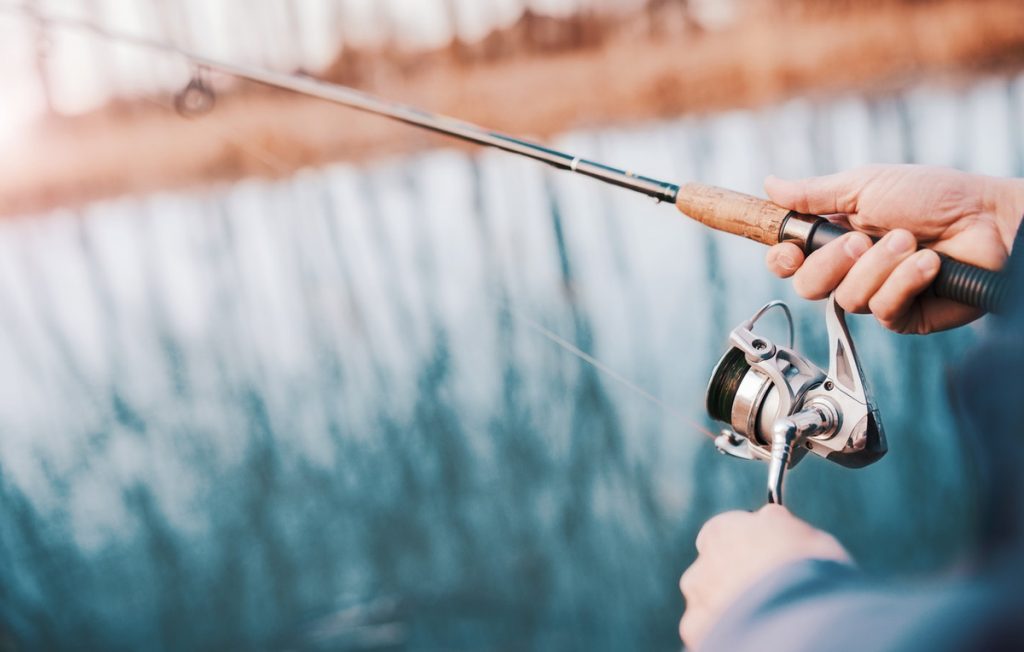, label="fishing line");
[503,305,716,440]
